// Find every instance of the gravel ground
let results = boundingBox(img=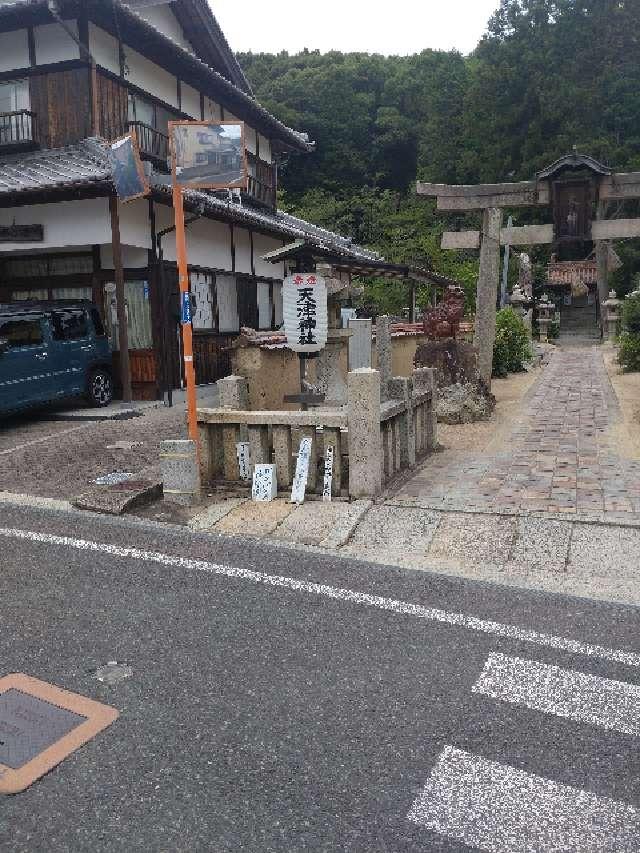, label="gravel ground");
[0,405,187,500]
